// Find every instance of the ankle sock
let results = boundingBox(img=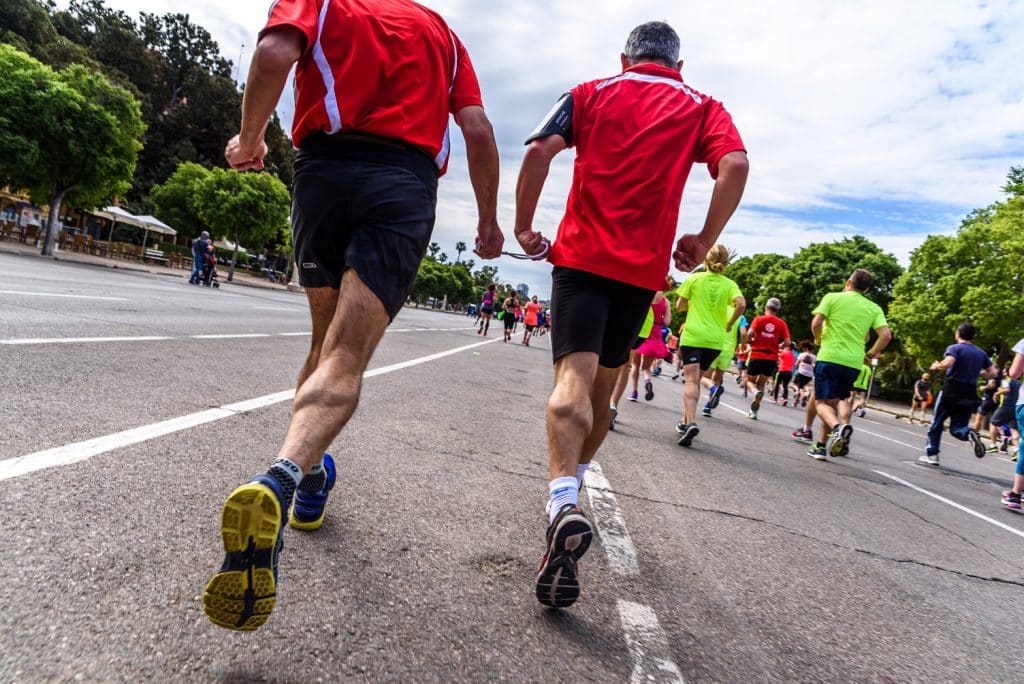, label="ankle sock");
[268,457,302,504]
[548,476,579,523]
[298,460,327,494]
[575,463,591,488]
